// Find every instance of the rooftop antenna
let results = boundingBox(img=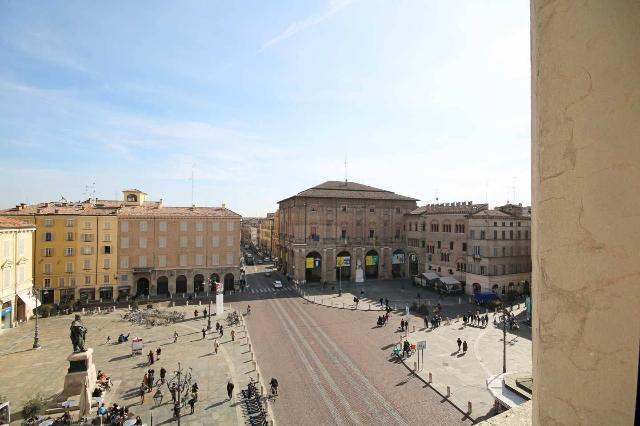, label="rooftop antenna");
[83,183,96,203]
[344,156,348,185]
